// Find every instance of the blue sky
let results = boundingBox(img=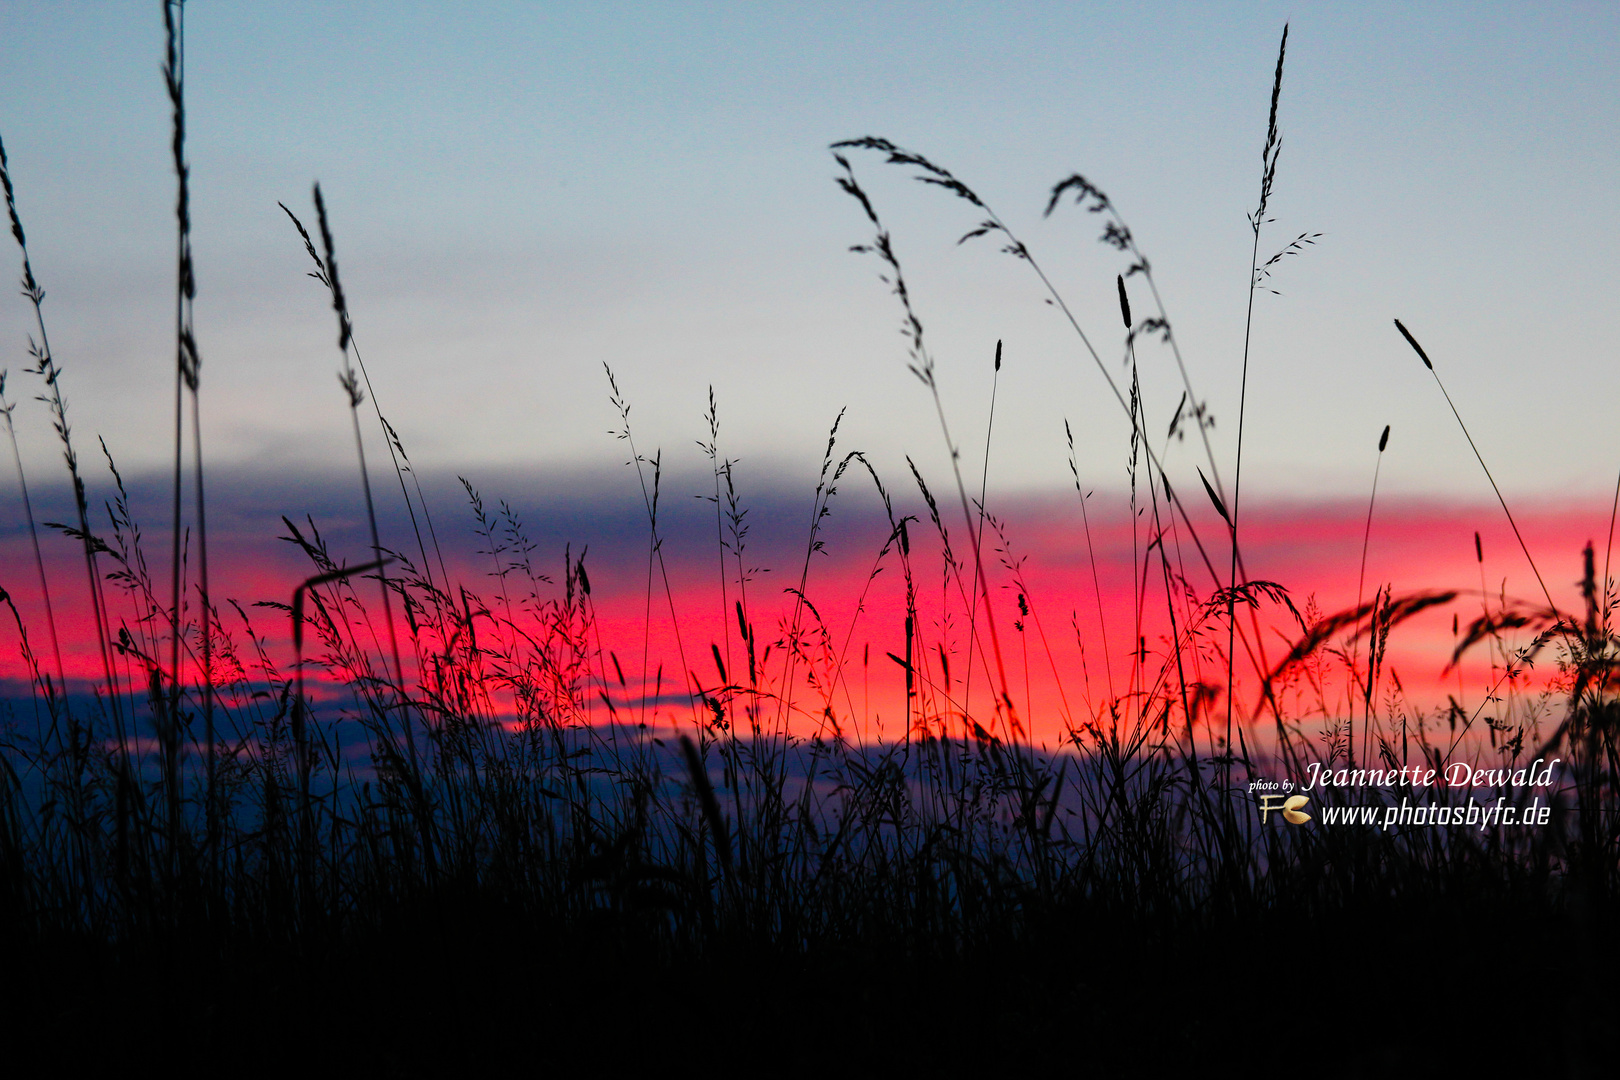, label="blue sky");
[1,1,1617,509]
